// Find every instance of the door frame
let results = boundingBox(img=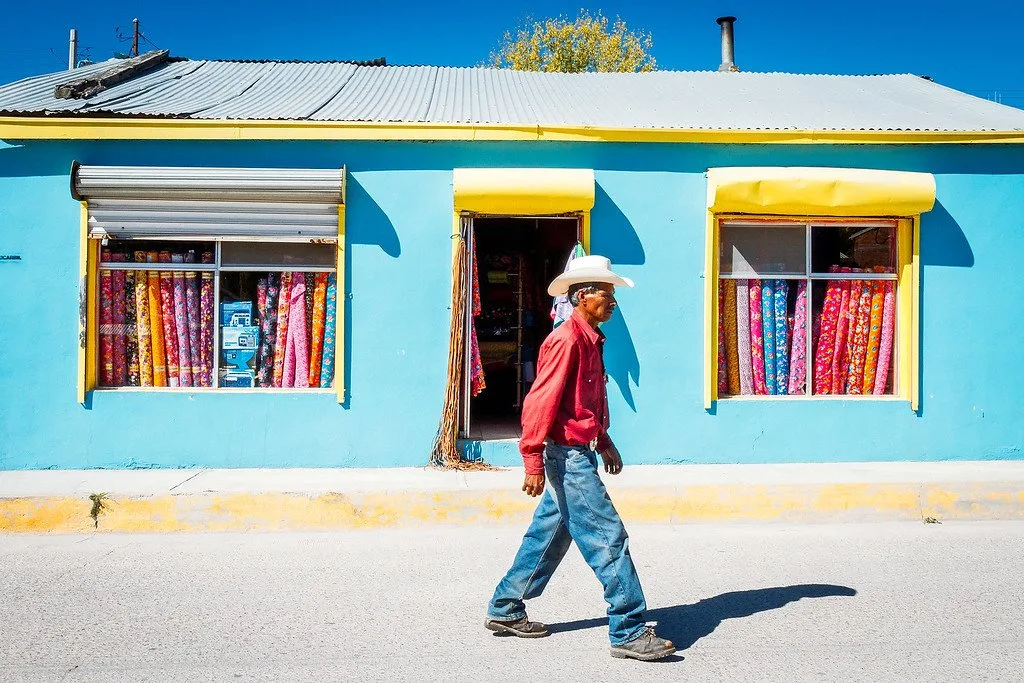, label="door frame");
[458,213,586,440]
